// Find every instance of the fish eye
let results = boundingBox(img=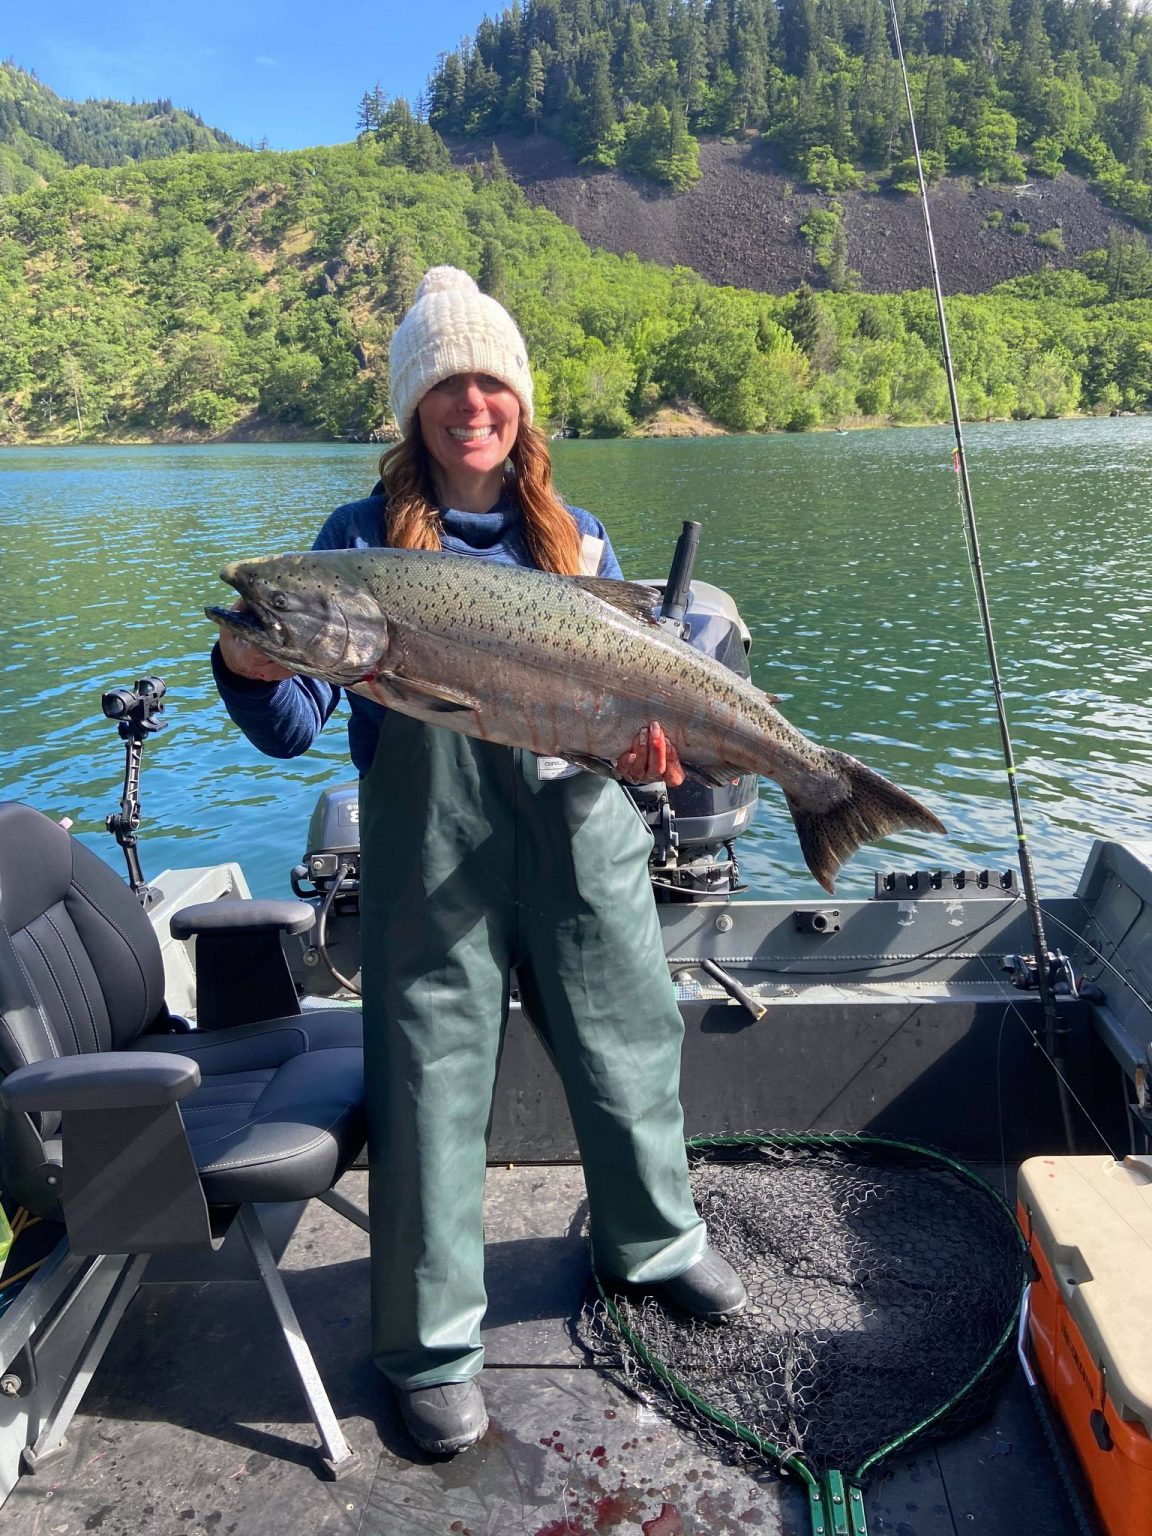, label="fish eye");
[270,592,289,611]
